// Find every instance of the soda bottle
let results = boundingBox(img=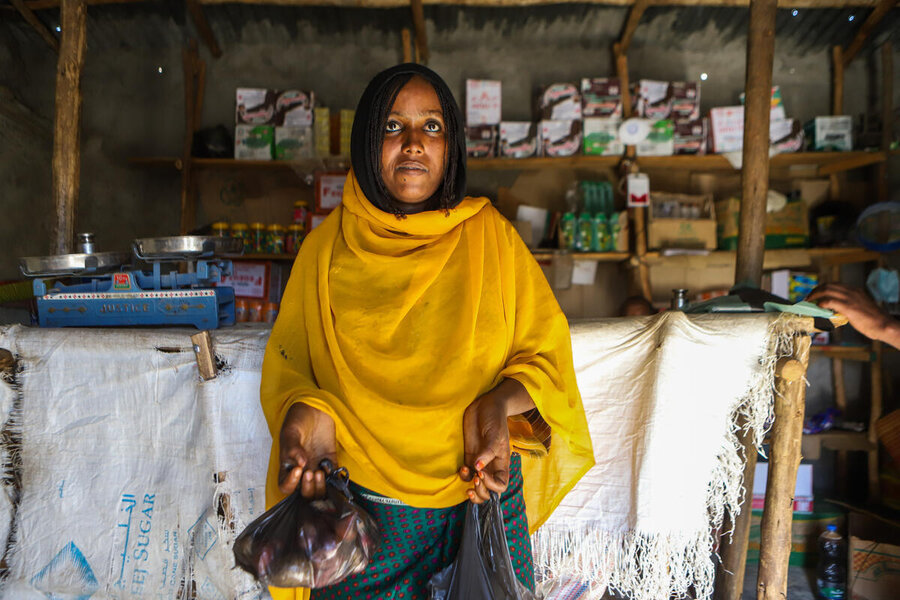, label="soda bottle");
[816,524,846,600]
